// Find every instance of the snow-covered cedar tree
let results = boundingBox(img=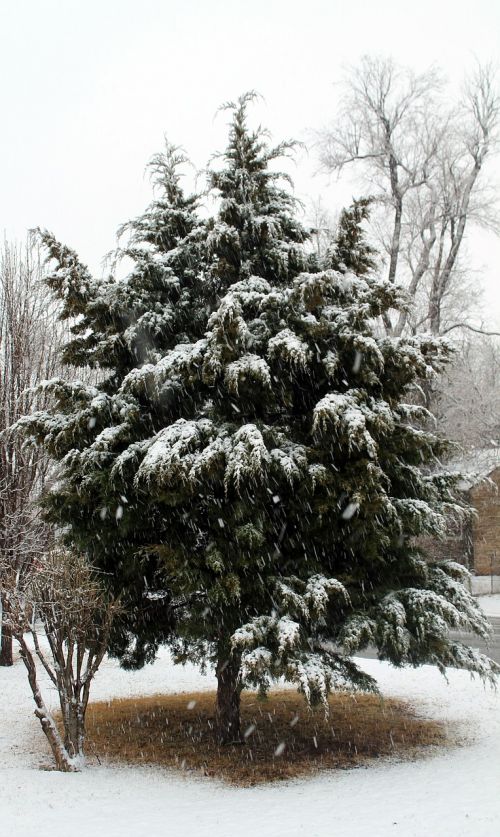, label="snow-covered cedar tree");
[323,197,376,277]
[20,144,207,665]
[16,94,497,745]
